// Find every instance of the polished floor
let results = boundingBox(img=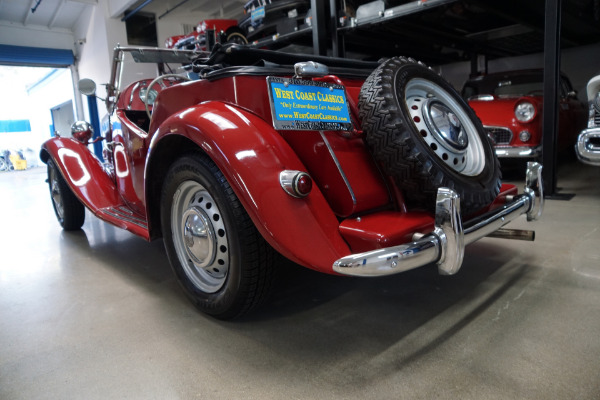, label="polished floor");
[1,160,599,399]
